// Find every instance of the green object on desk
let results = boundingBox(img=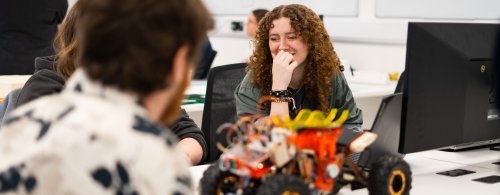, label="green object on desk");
[183,94,205,105]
